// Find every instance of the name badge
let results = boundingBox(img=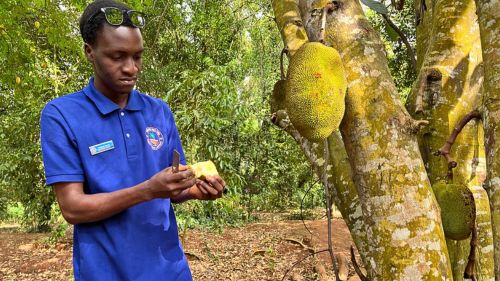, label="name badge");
[89,140,114,156]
